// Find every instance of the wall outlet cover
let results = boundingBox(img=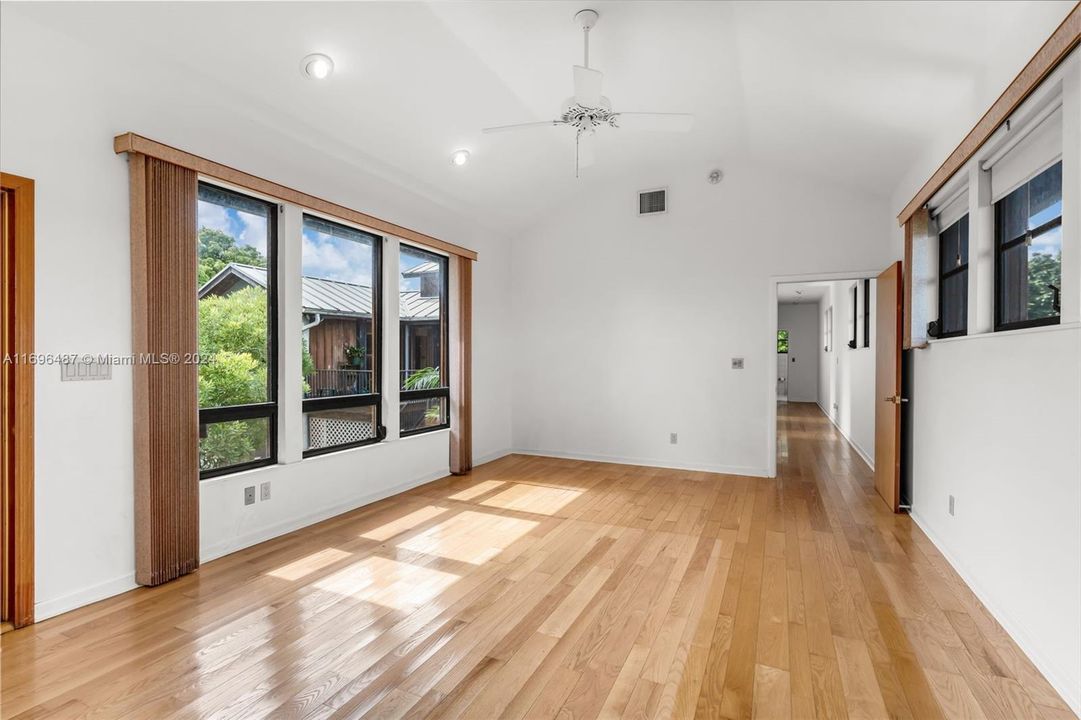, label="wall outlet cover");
[244,486,256,506]
[731,358,744,370]
[948,495,955,516]
[670,433,678,444]
[260,481,271,501]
